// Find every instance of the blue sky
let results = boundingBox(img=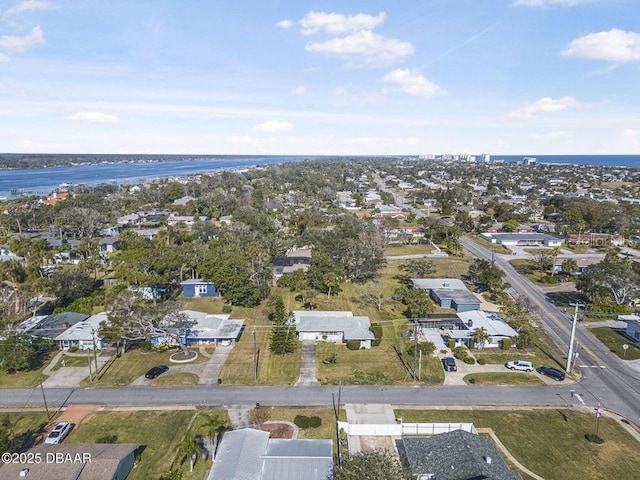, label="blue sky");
[1,0,639,155]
